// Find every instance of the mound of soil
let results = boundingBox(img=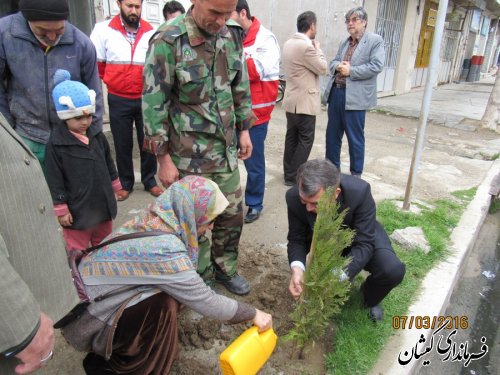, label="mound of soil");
[171,241,331,375]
